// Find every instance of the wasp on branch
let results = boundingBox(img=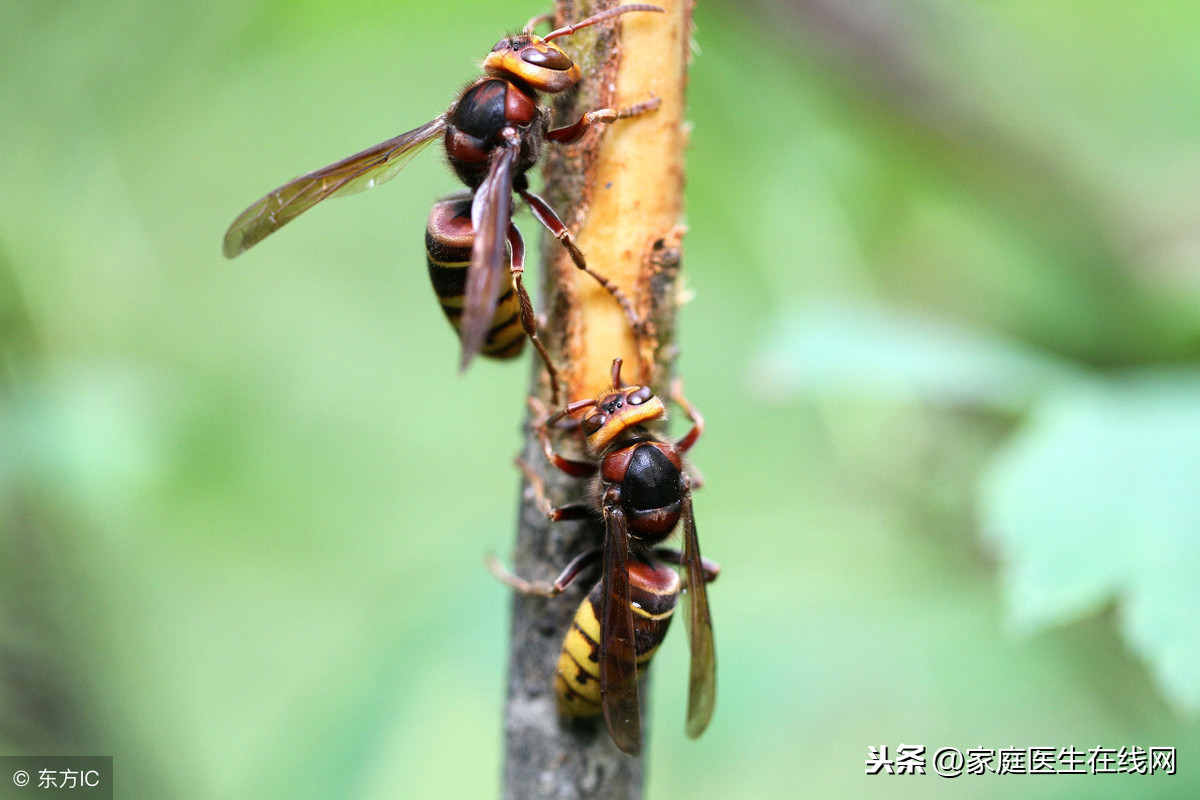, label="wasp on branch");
[223,6,662,400]
[492,358,717,754]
